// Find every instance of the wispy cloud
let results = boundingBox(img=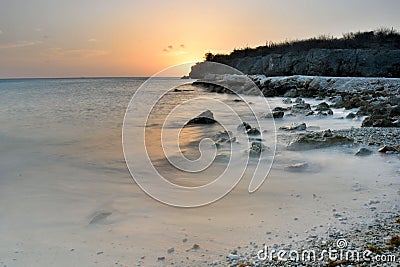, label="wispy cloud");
[88,38,98,42]
[162,44,186,54]
[44,47,110,58]
[0,40,42,49]
[0,29,3,35]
